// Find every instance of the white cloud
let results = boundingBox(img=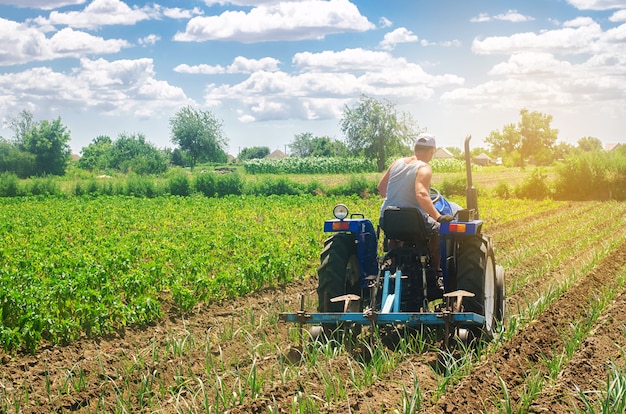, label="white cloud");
[174,56,281,74]
[35,0,160,30]
[379,27,418,50]
[445,20,626,114]
[0,0,86,10]
[566,0,626,10]
[379,16,392,28]
[205,48,464,122]
[470,10,534,23]
[162,7,204,19]
[174,0,375,42]
[472,19,603,55]
[609,9,626,21]
[494,10,534,23]
[0,18,129,65]
[138,34,160,46]
[0,58,191,119]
